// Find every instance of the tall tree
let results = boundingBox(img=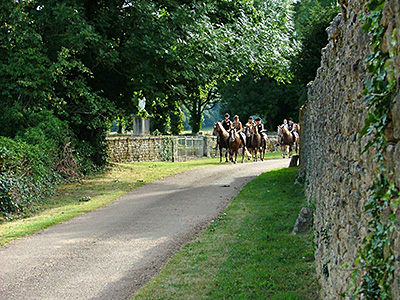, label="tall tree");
[219,0,339,126]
